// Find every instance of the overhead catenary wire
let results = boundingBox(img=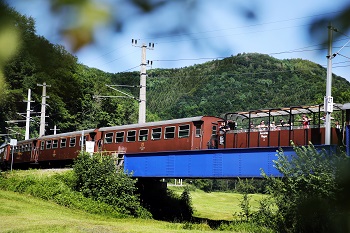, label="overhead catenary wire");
[86,10,346,68]
[84,42,130,63]
[151,44,350,64]
[120,64,140,73]
[142,10,343,41]
[337,53,350,61]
